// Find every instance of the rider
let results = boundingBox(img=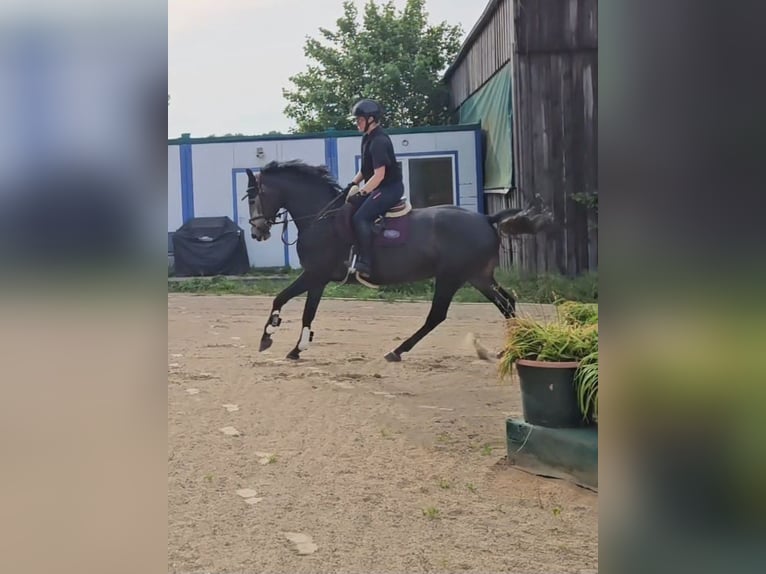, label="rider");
[343,99,404,278]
